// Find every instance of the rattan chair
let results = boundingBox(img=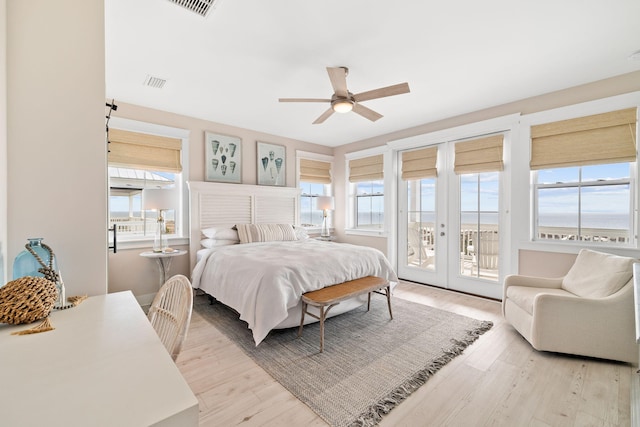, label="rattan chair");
[148,274,193,361]
[407,222,434,267]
